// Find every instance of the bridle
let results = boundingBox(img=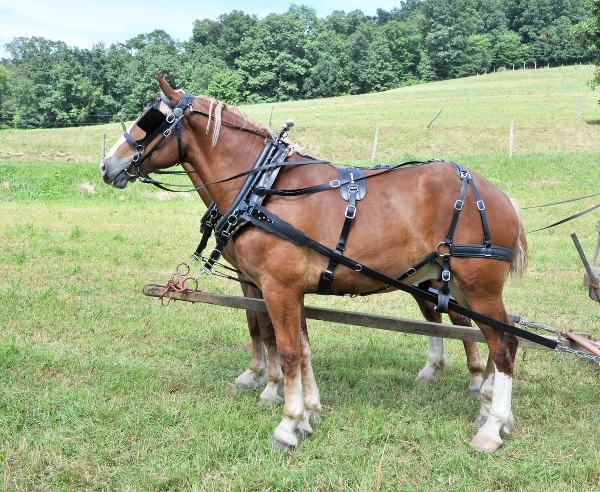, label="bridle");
[120,91,276,190]
[122,92,195,179]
